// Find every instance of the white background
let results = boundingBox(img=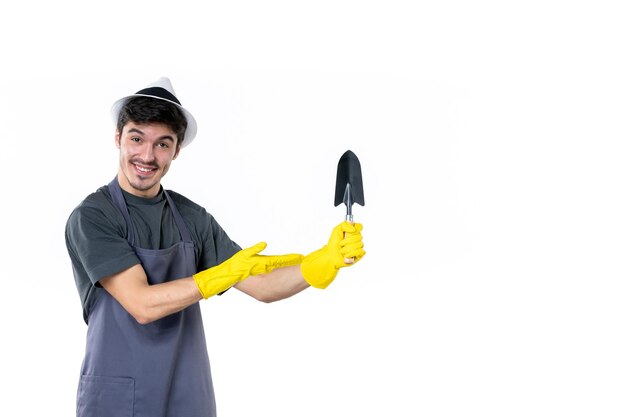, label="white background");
[1,1,625,416]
